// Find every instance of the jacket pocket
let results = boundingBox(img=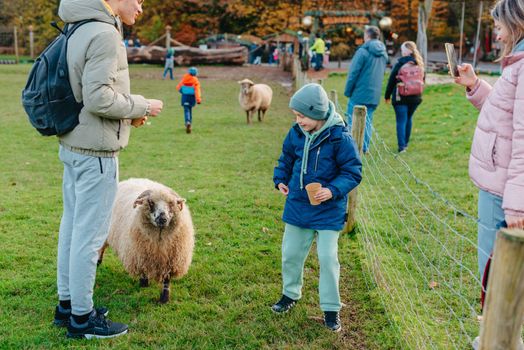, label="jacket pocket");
[471,128,497,171]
